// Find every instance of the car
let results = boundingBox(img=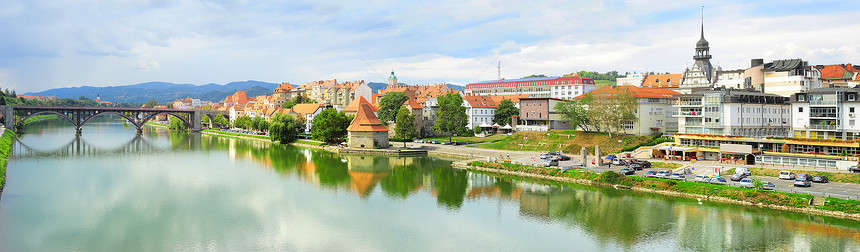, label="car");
[850,166,860,174]
[645,170,657,177]
[429,140,440,144]
[441,141,452,145]
[762,182,776,190]
[812,175,829,183]
[735,168,751,176]
[709,177,728,185]
[778,171,796,180]
[628,163,644,170]
[694,175,710,183]
[557,155,571,161]
[794,179,811,187]
[414,139,425,143]
[612,158,625,165]
[655,170,670,179]
[738,178,753,188]
[605,155,617,161]
[637,160,652,168]
[796,173,811,181]
[544,158,559,167]
[730,173,746,181]
[619,168,634,175]
[668,173,684,180]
